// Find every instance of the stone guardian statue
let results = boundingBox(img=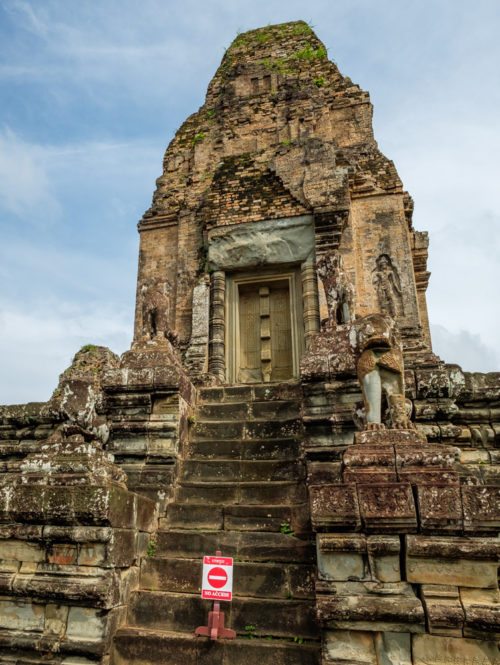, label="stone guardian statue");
[316,250,355,326]
[141,280,172,341]
[356,313,413,430]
